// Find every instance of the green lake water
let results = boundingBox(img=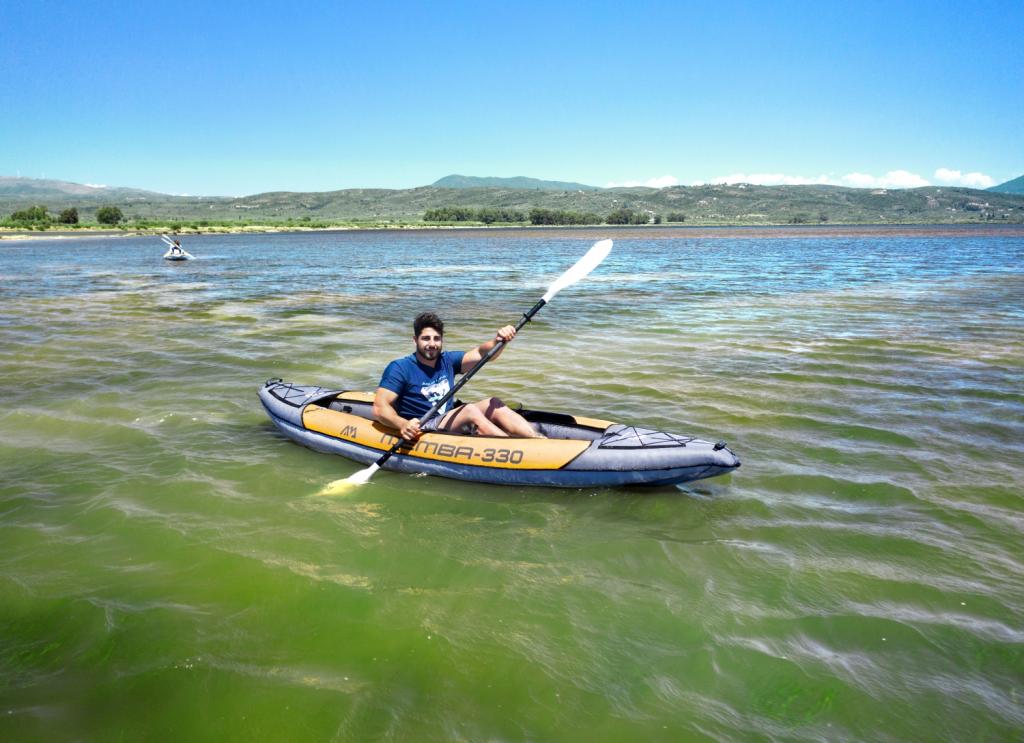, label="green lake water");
[1,226,1022,740]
